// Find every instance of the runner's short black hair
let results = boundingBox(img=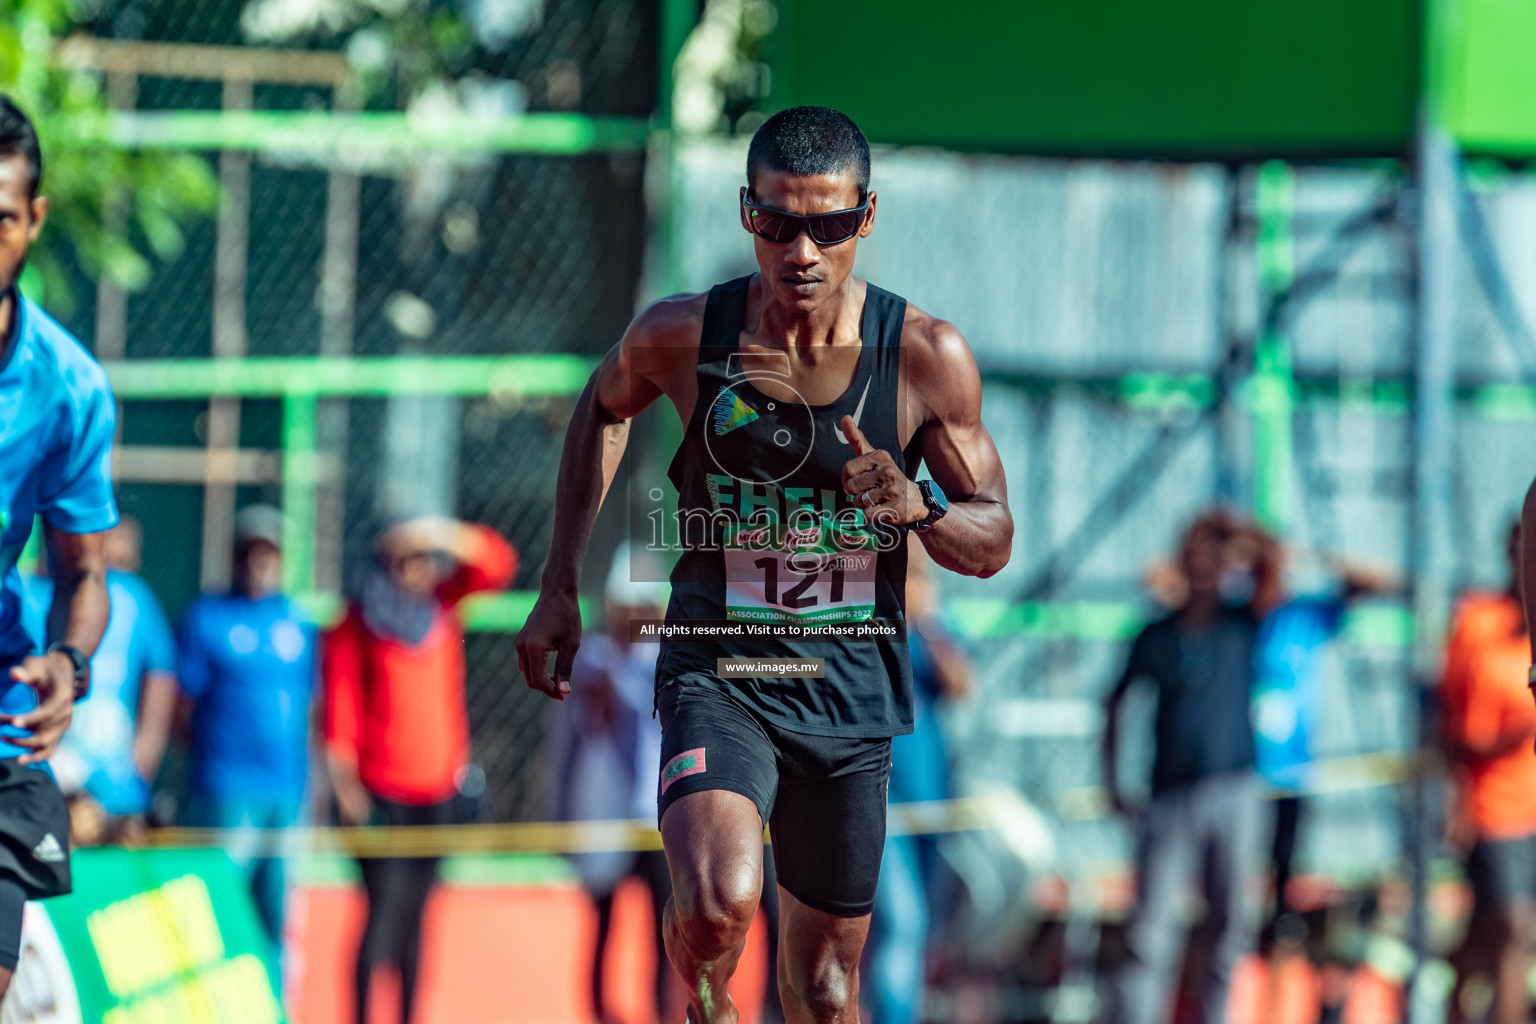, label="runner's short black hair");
[747,106,869,200]
[0,96,41,198]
